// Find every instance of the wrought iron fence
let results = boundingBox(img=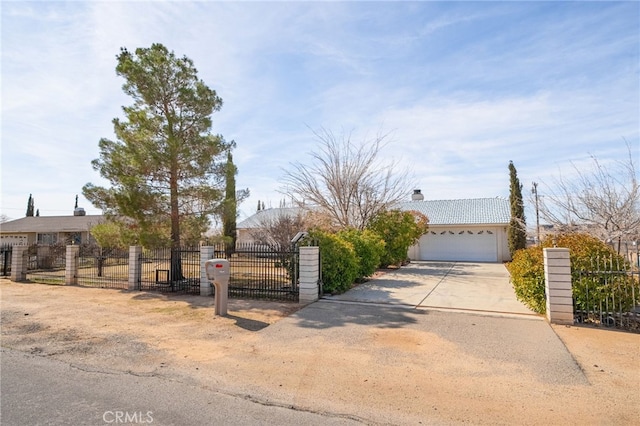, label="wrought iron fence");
[77,245,129,289]
[139,247,201,294]
[573,256,640,332]
[0,244,12,276]
[26,243,66,284]
[213,243,299,302]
